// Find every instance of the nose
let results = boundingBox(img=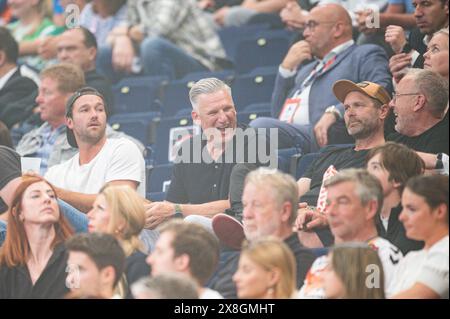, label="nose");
[388,99,396,109]
[423,50,430,60]
[145,254,153,266]
[414,6,423,17]
[35,92,44,105]
[398,209,407,223]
